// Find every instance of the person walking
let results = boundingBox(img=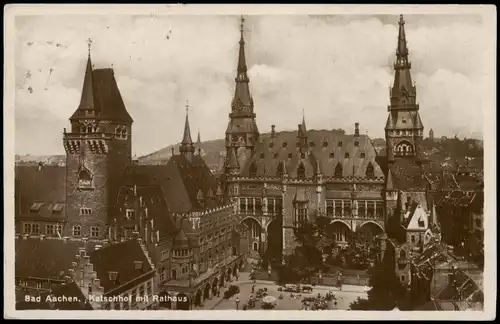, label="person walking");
[251,285,255,293]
